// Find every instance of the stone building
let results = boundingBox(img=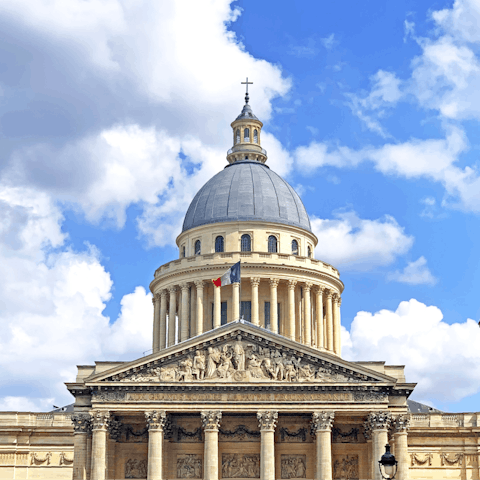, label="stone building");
[0,93,479,480]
